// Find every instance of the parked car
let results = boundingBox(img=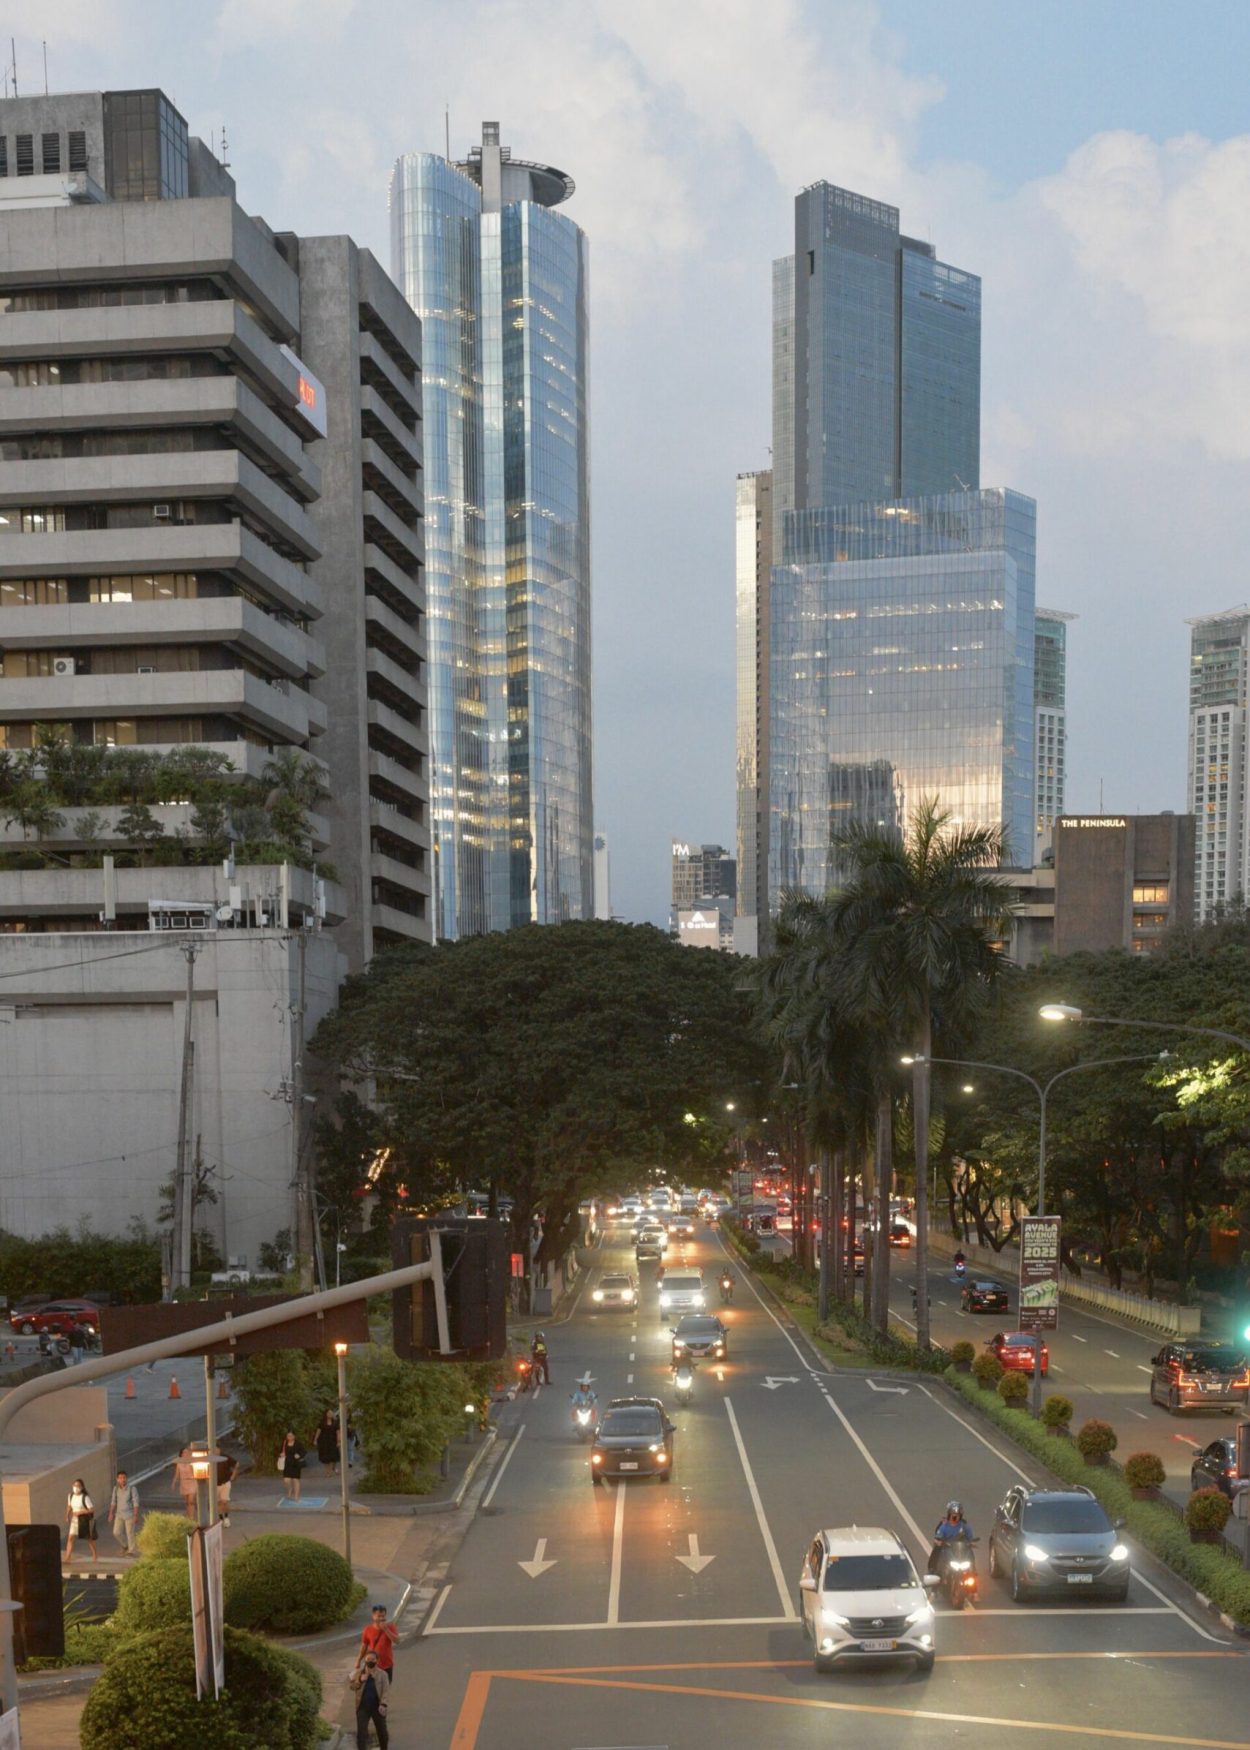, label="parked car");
[798,1526,937,1672]
[1149,1341,1250,1414]
[988,1485,1129,1602]
[986,1331,1048,1375]
[961,1280,1010,1314]
[9,1299,99,1337]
